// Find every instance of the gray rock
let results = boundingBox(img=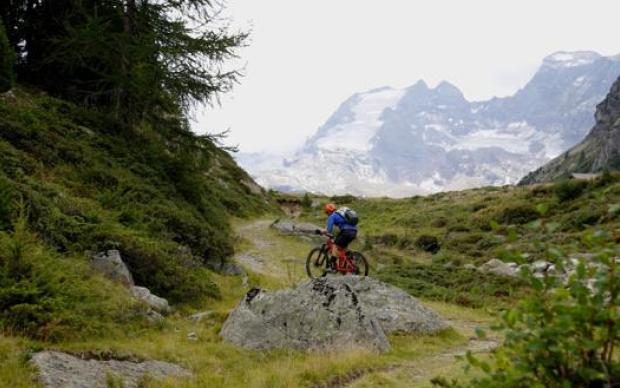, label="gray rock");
[220,277,448,353]
[478,258,506,272]
[336,276,448,335]
[270,218,322,237]
[131,286,171,315]
[189,311,213,322]
[463,263,477,270]
[91,250,134,287]
[531,260,552,273]
[31,351,190,388]
[187,332,198,341]
[479,259,518,277]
